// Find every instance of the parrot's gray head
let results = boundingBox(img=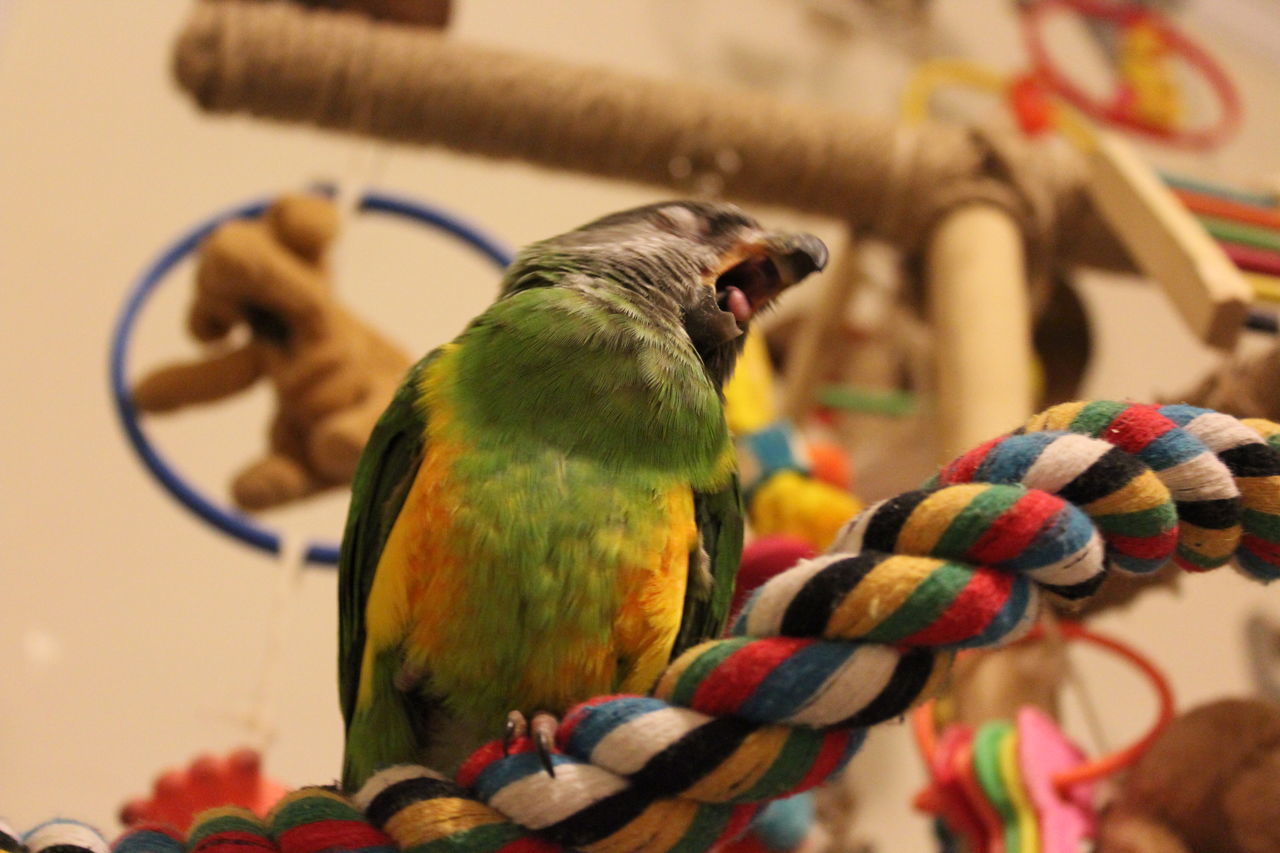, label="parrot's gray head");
[503,200,828,387]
